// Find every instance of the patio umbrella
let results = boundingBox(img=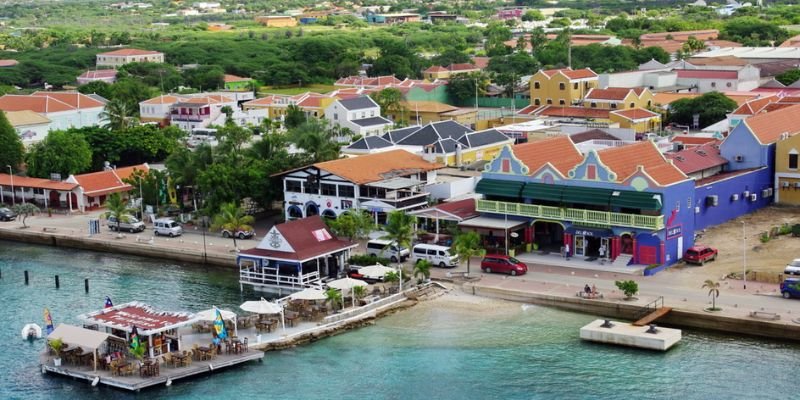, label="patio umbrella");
[196,307,238,337]
[240,298,285,332]
[328,277,368,308]
[289,288,327,301]
[356,264,396,280]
